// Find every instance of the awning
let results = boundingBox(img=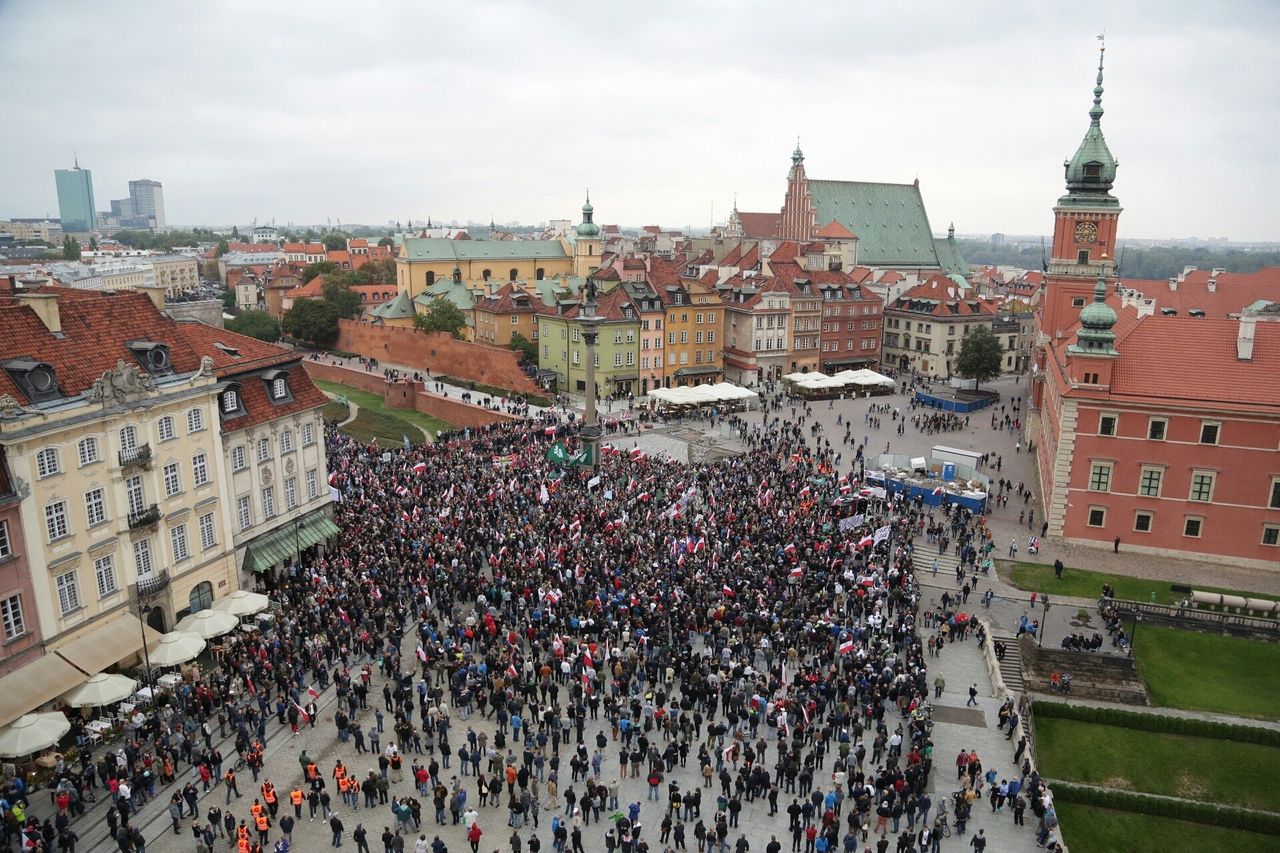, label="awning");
[673,366,722,377]
[53,614,162,679]
[244,514,340,573]
[0,654,87,729]
[821,357,875,367]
